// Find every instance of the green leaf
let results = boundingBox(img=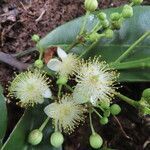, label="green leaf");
[0,84,7,148]
[39,6,150,82]
[2,101,62,150]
